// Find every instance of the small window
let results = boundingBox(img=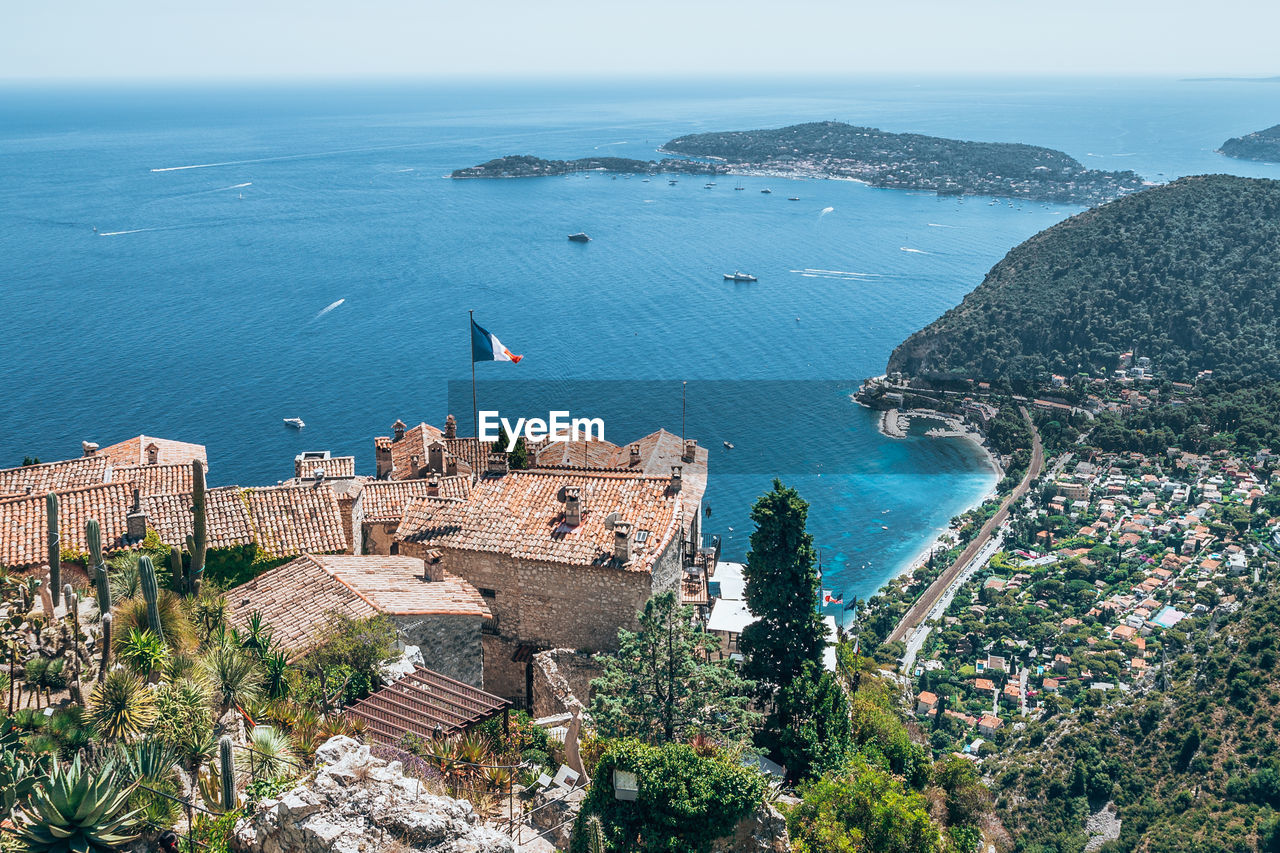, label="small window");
[634,530,650,545]
[480,588,497,599]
